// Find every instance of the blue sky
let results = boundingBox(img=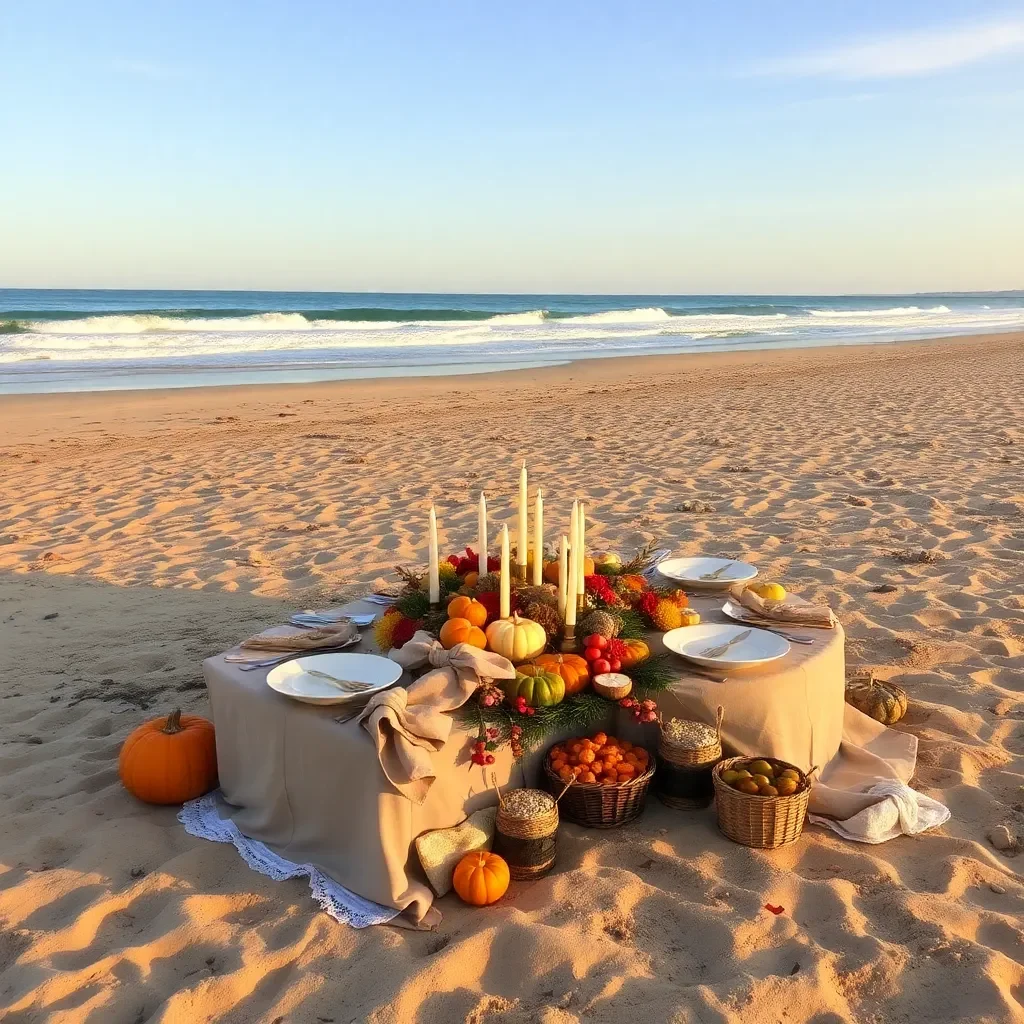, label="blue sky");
[1,1,1022,293]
